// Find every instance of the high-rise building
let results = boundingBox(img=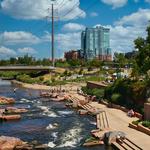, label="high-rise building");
[81,26,112,61]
